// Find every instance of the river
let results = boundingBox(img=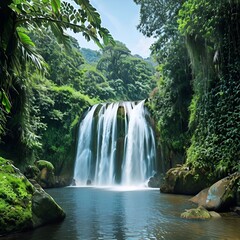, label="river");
[3,187,240,240]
